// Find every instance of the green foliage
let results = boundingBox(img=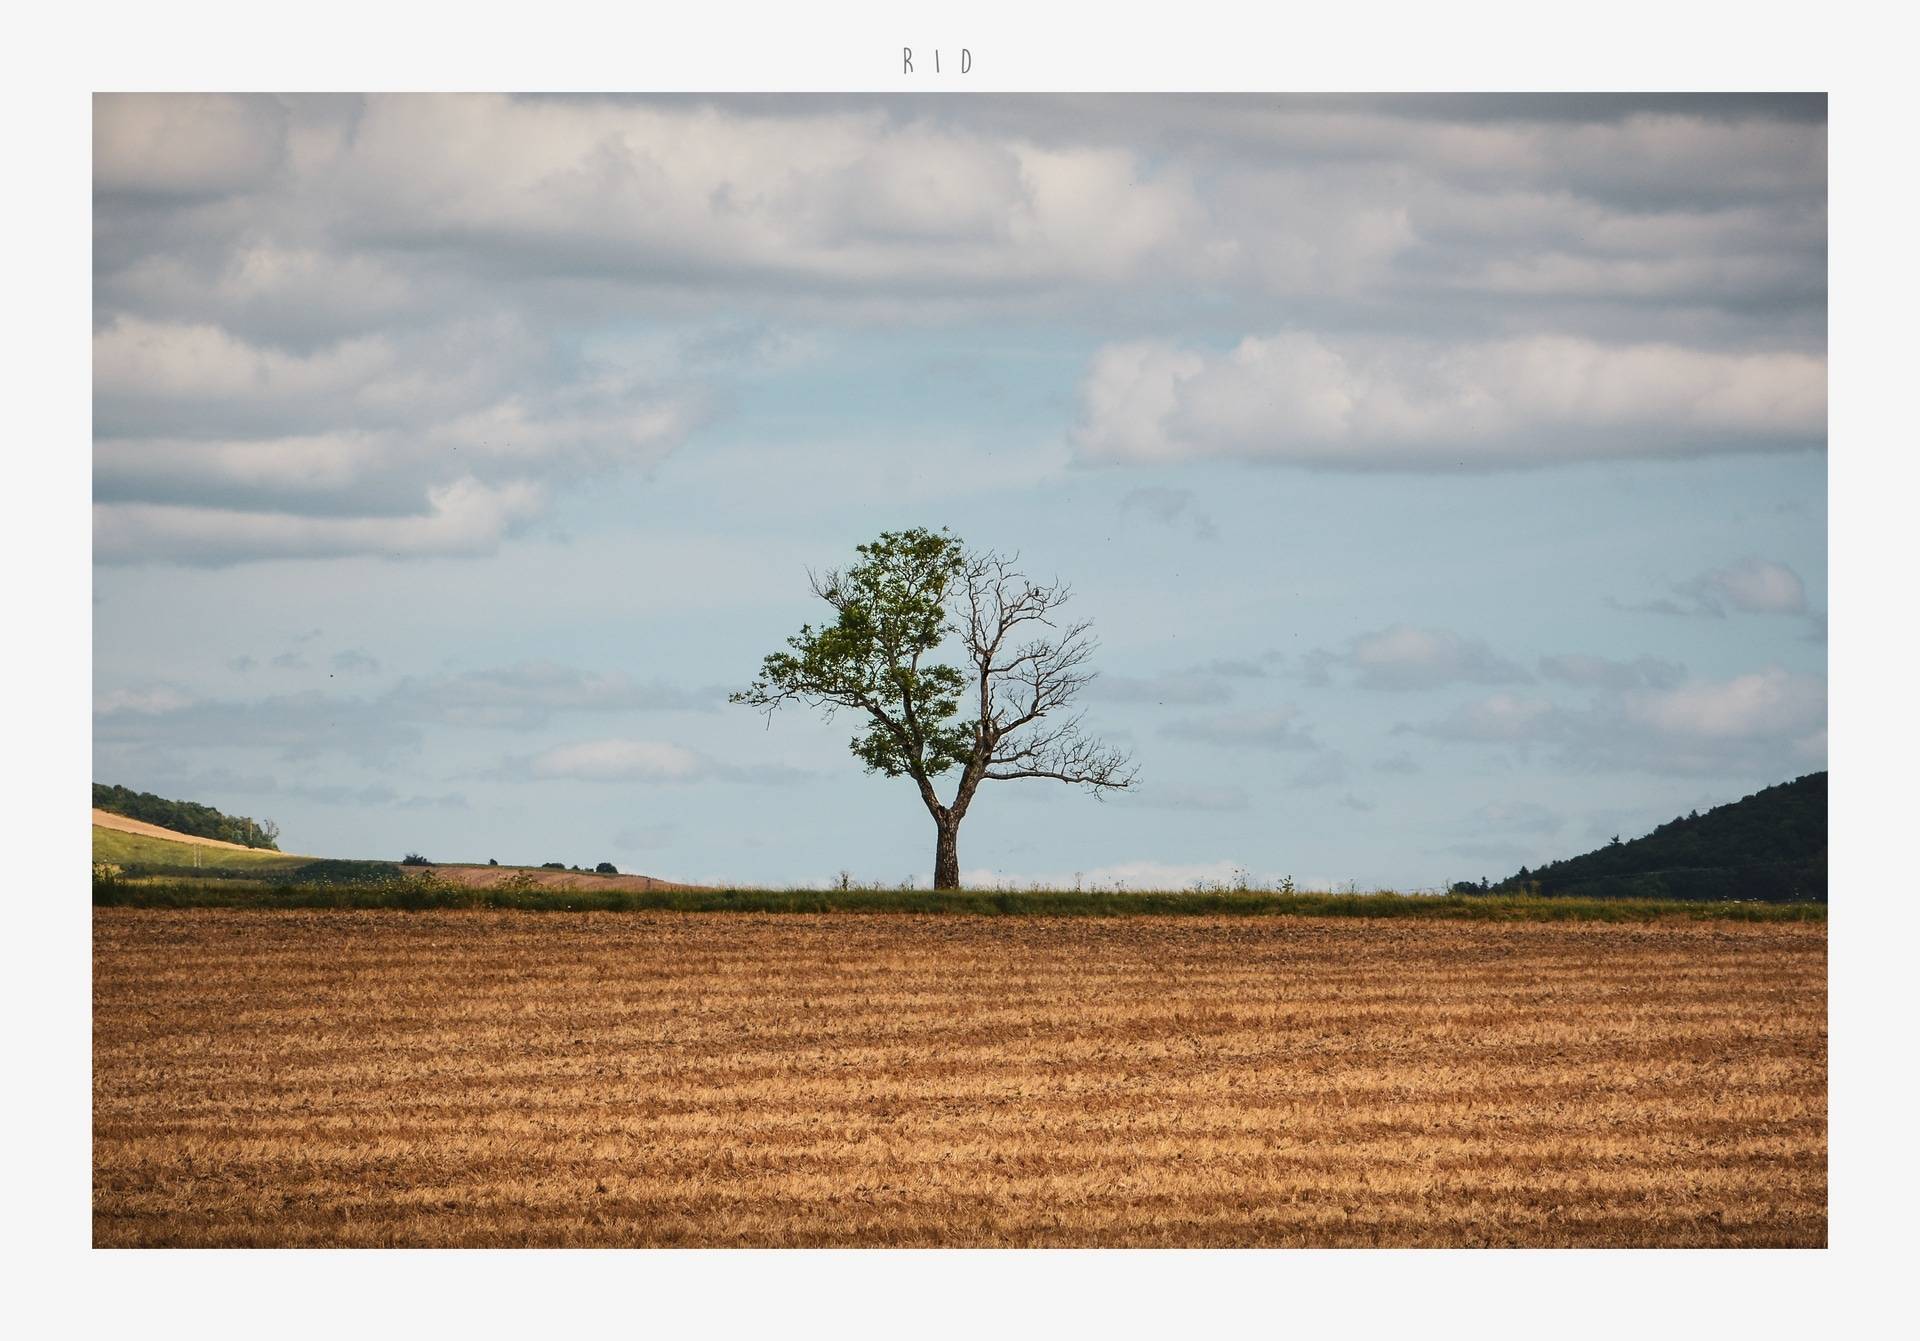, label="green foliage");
[93,782,281,850]
[1494,772,1826,902]
[732,527,973,780]
[595,862,618,874]
[288,859,405,885]
[400,853,432,866]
